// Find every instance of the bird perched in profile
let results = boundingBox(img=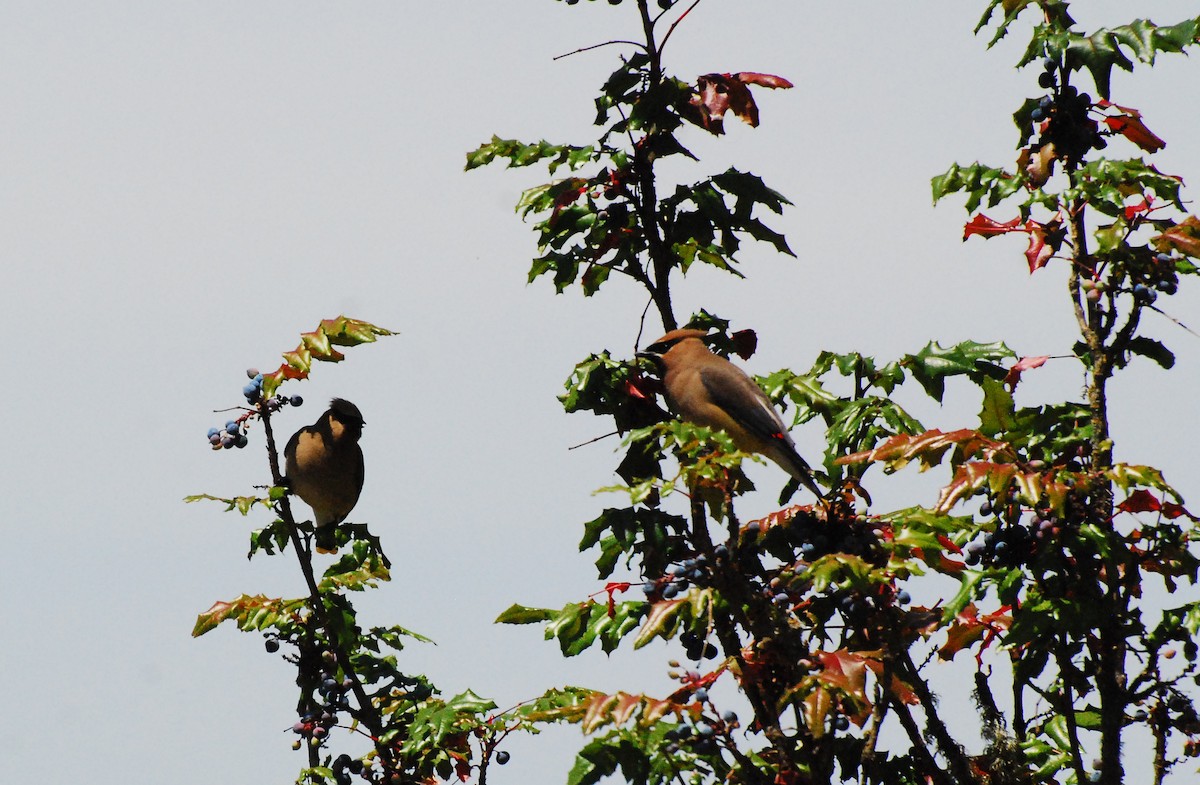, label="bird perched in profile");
[284,398,365,554]
[637,329,823,500]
